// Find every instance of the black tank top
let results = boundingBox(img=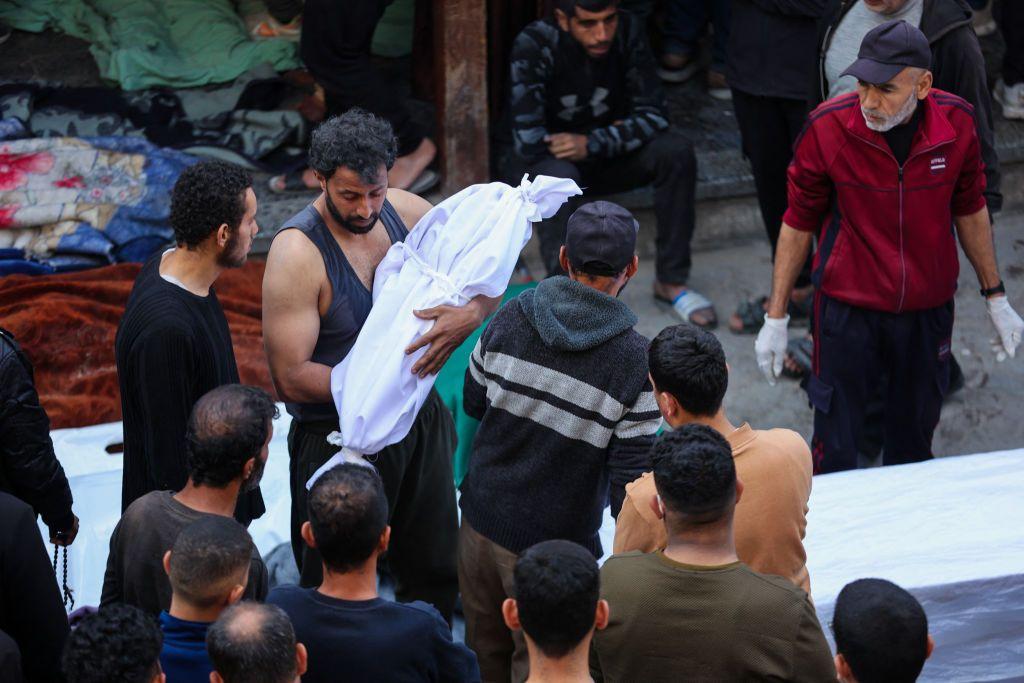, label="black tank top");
[278,200,408,423]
